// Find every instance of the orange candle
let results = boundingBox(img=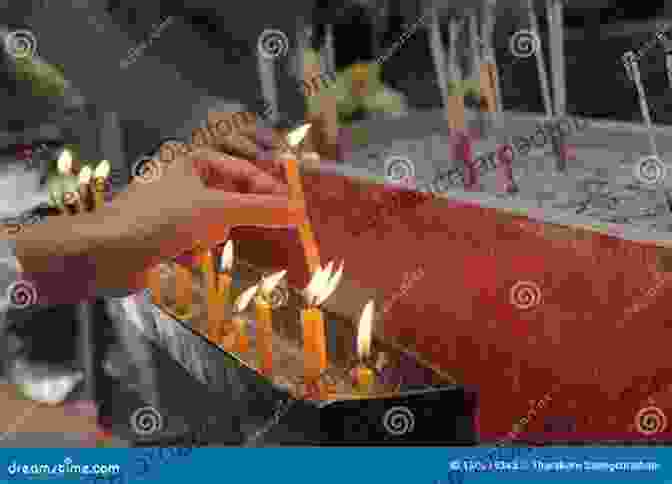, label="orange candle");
[174,263,192,319]
[232,314,249,354]
[209,272,229,343]
[301,307,327,383]
[283,124,321,274]
[255,297,273,376]
[146,266,162,306]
